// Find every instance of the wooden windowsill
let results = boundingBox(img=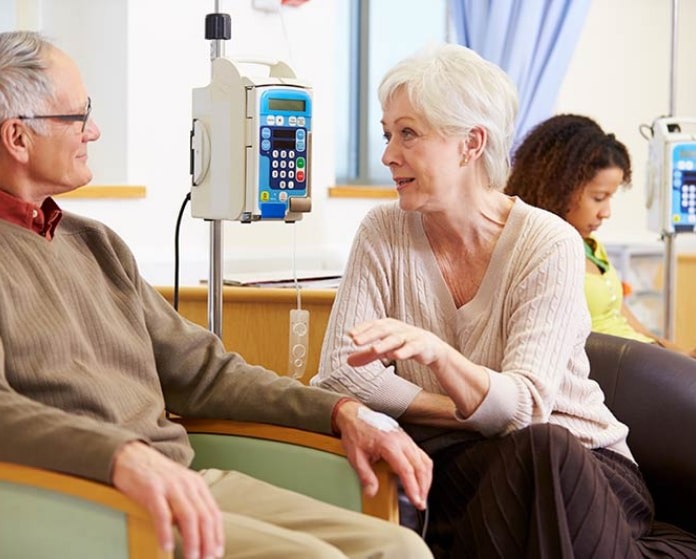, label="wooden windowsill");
[57,185,147,199]
[328,185,396,199]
